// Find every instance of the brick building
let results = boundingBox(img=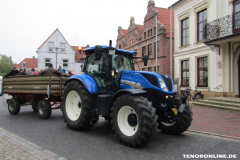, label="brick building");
[116,0,174,78]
